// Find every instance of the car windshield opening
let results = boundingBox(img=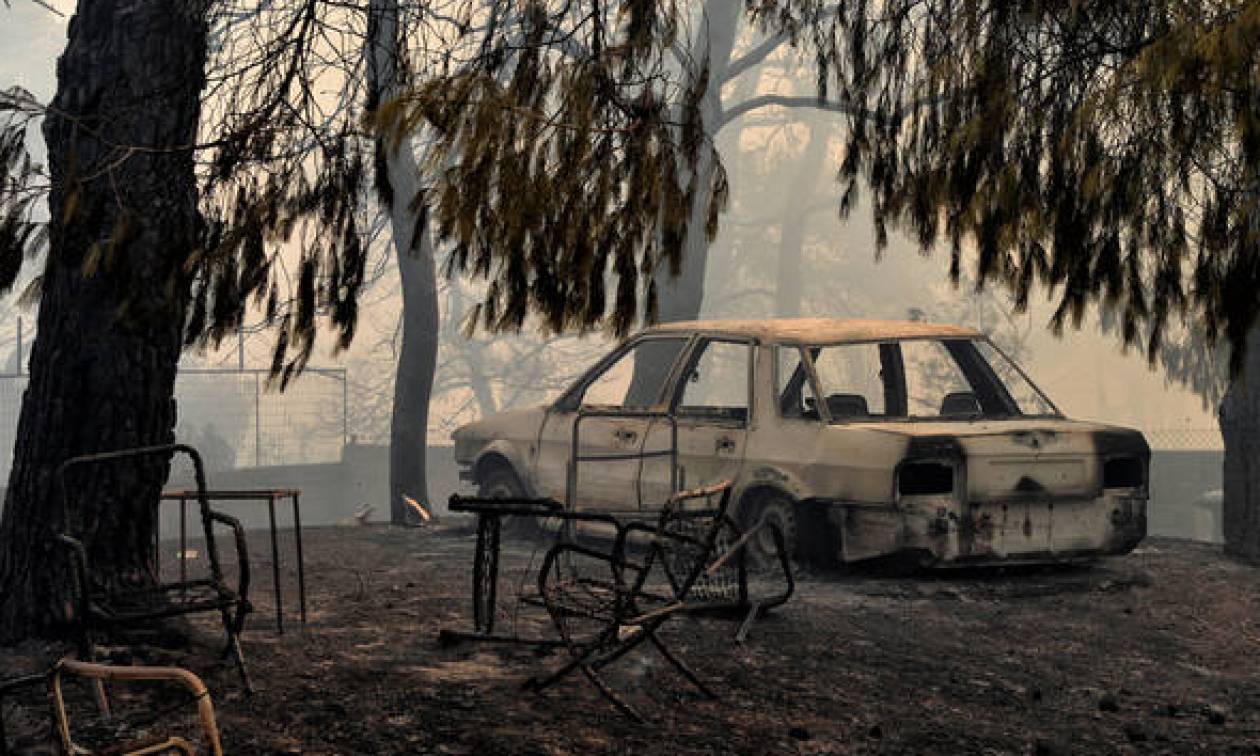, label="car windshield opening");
[808,338,1057,422]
